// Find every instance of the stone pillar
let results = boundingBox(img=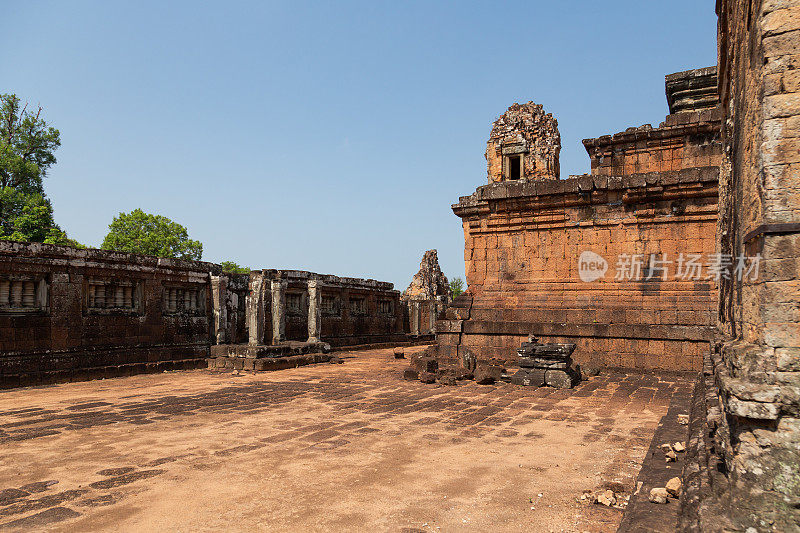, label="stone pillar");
[428,301,437,334]
[271,278,287,345]
[247,273,266,345]
[410,301,420,336]
[307,279,321,343]
[210,275,228,344]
